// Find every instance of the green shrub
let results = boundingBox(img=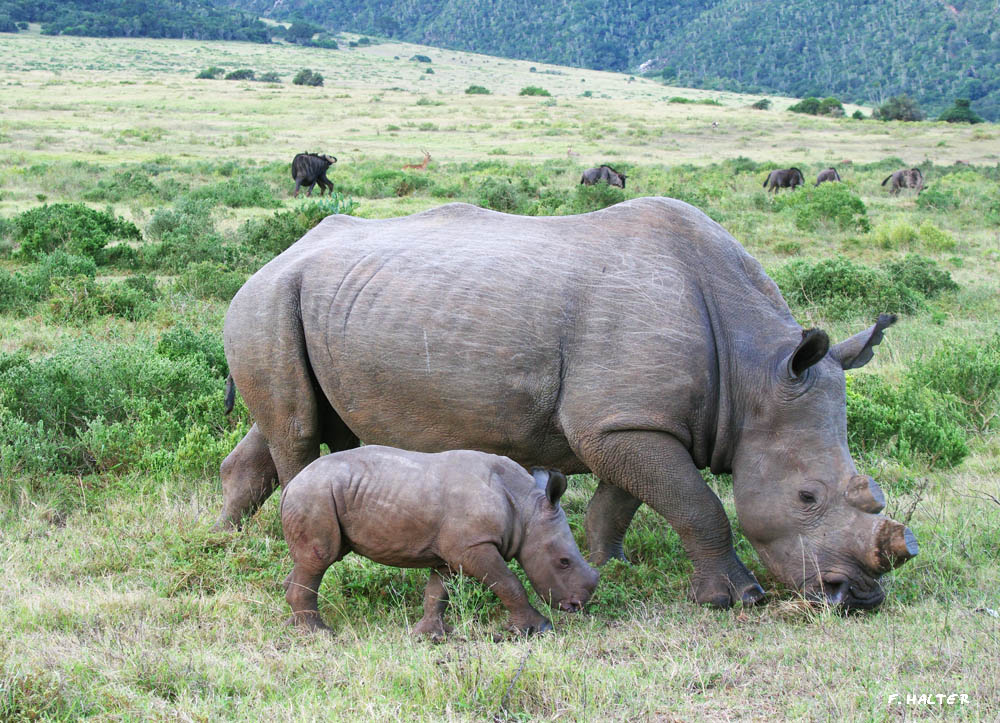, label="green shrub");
[292,68,324,86]
[908,334,1000,431]
[0,340,226,476]
[787,96,844,116]
[81,169,158,202]
[916,221,956,251]
[188,178,280,209]
[410,54,432,63]
[0,269,37,315]
[570,182,626,214]
[238,195,356,259]
[195,66,225,79]
[773,183,870,232]
[751,99,771,110]
[519,86,551,97]
[937,98,984,124]
[156,325,228,377]
[174,261,247,301]
[882,254,958,298]
[847,374,968,468]
[915,186,959,210]
[772,255,955,320]
[465,85,490,95]
[12,204,141,261]
[142,198,226,272]
[477,178,525,213]
[872,219,918,249]
[257,71,282,83]
[224,69,255,81]
[873,94,923,121]
[852,110,865,120]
